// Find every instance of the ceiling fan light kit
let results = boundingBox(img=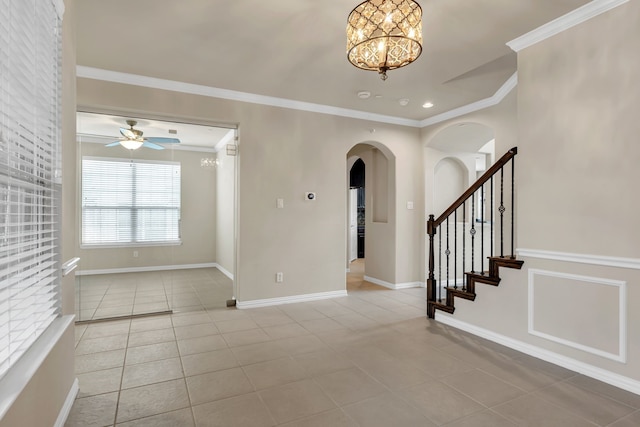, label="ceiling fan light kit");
[106,119,181,150]
[346,0,423,81]
[119,139,144,150]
